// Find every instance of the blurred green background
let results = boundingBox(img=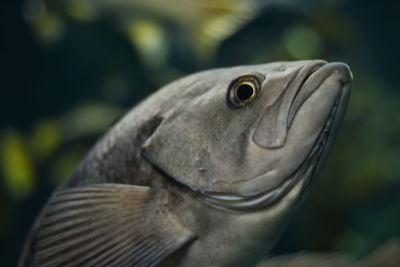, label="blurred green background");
[1,0,399,265]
